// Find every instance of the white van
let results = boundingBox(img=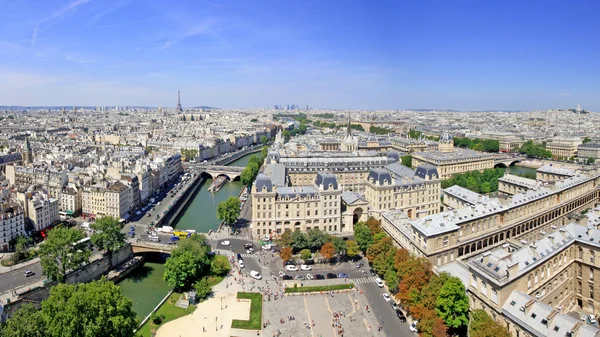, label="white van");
[250,270,262,280]
[149,235,160,242]
[239,260,245,268]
